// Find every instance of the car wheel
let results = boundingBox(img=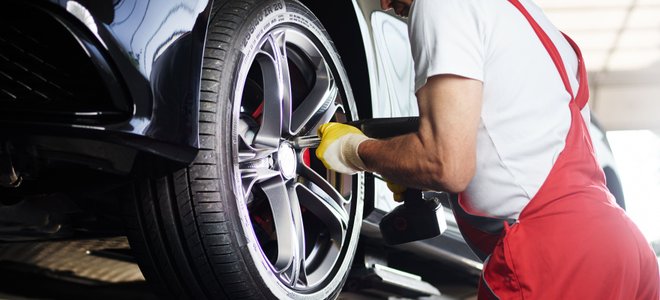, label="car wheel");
[124,0,364,299]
